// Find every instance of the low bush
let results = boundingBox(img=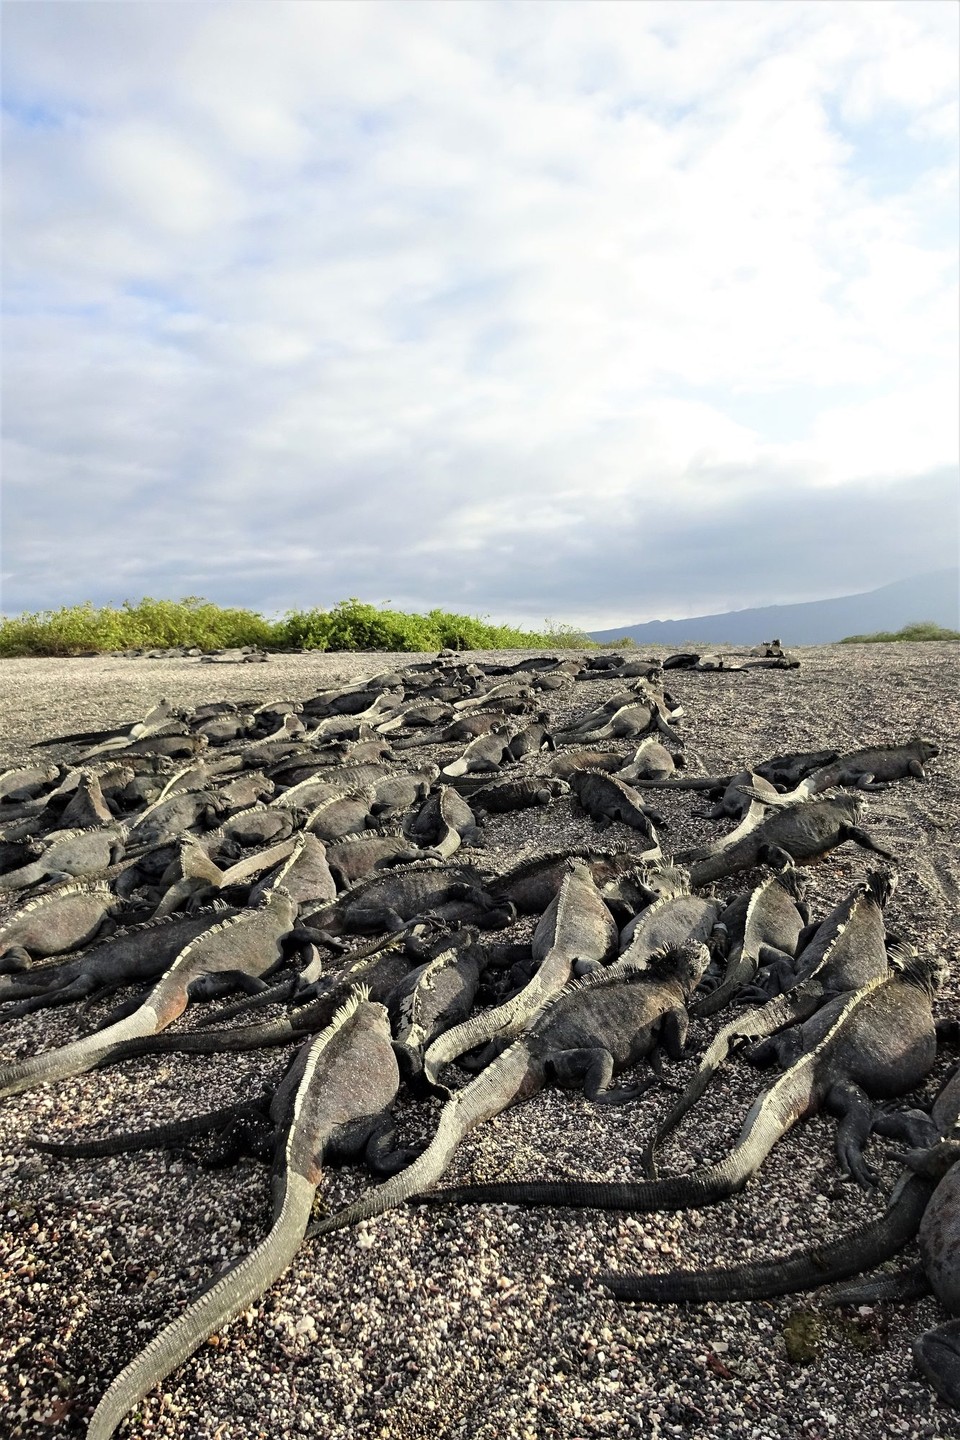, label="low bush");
[839,620,959,644]
[0,597,595,657]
